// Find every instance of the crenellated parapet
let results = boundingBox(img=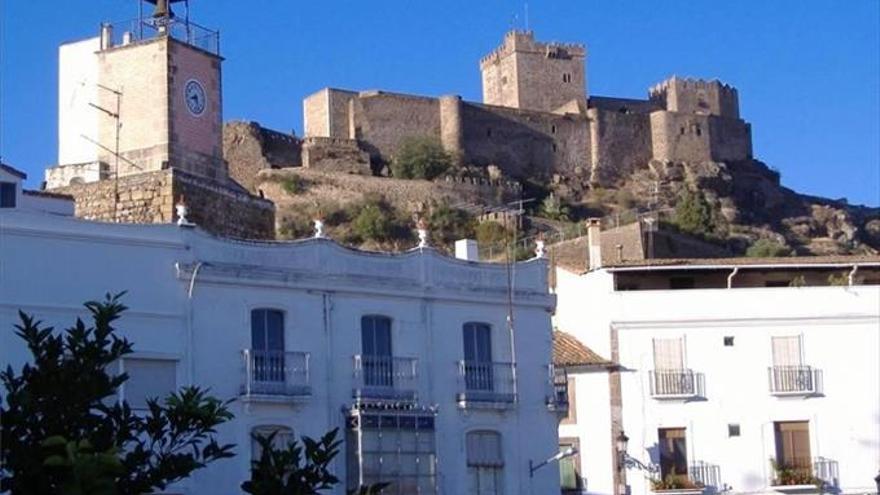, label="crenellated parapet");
[648,76,740,119]
[480,30,586,68]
